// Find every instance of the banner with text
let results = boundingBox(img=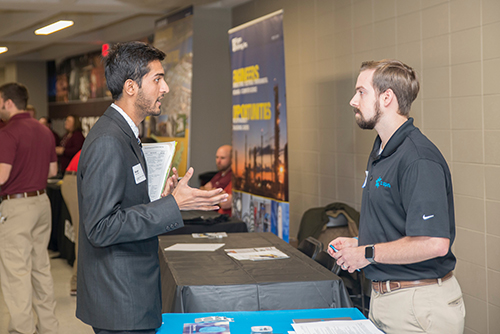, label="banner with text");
[229,10,289,241]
